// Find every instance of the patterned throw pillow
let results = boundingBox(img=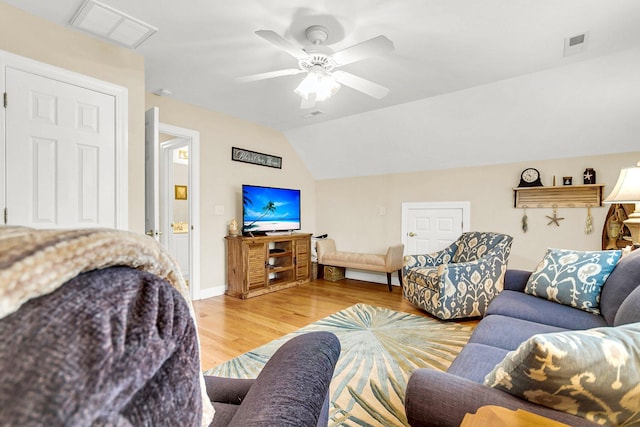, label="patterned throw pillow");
[484,323,640,425]
[524,248,622,314]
